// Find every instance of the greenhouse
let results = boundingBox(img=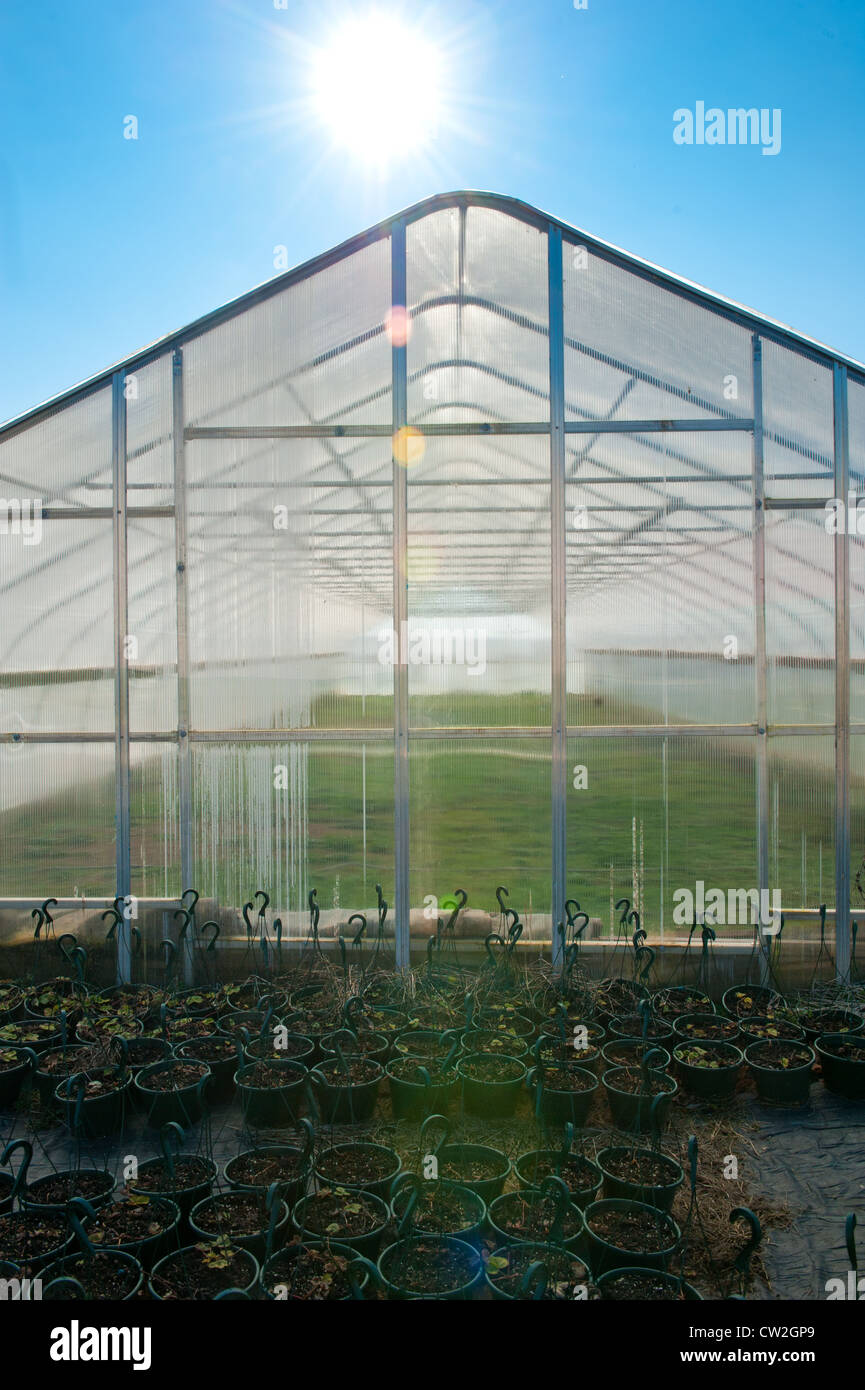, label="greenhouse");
[1,191,864,1305]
